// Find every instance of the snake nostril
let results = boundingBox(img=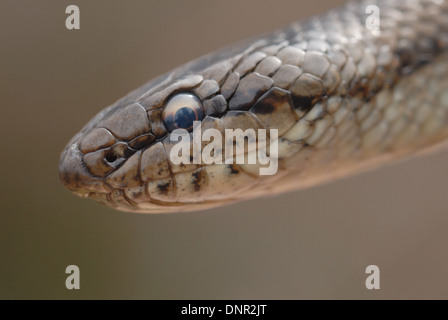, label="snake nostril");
[105,153,118,164]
